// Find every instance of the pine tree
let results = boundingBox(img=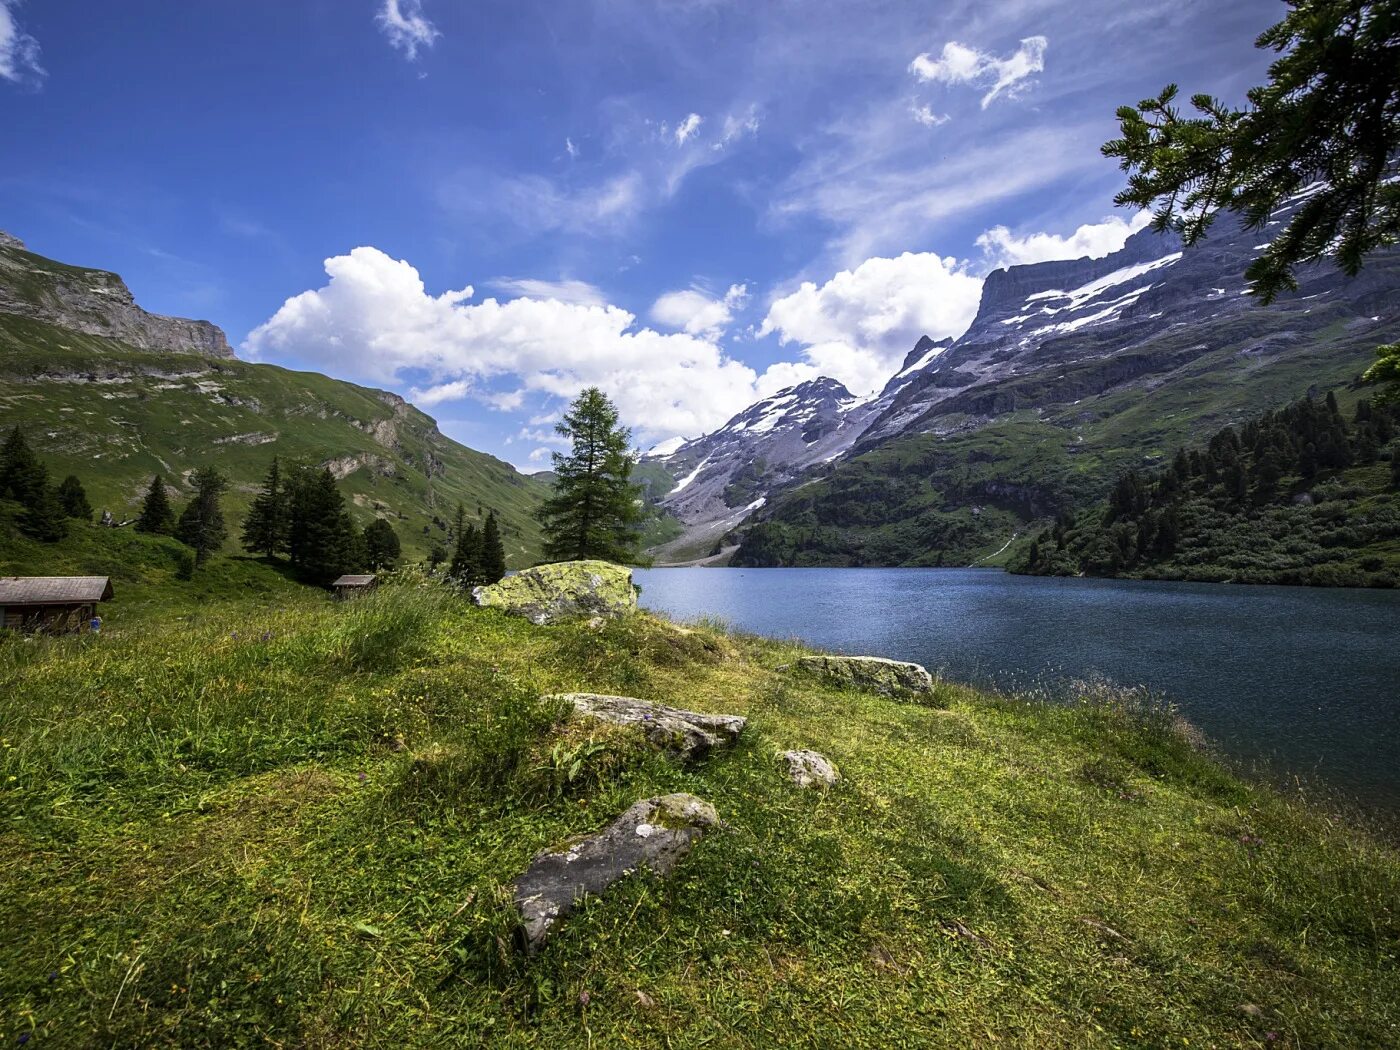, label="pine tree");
[0,426,45,506]
[286,467,361,584]
[241,457,289,558]
[536,387,643,563]
[56,475,93,520]
[135,474,176,535]
[480,511,507,584]
[18,467,68,542]
[176,467,228,565]
[364,518,401,570]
